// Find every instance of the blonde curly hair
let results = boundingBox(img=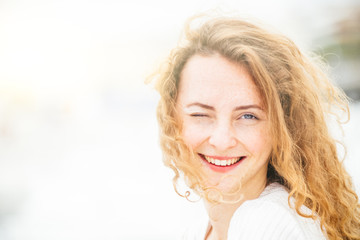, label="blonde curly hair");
[153,15,360,239]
